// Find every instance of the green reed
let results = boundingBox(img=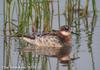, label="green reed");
[57,0,60,27]
[50,0,54,28]
[3,0,97,70]
[92,0,96,15]
[3,0,12,69]
[84,15,97,70]
[41,56,48,70]
[42,0,51,32]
